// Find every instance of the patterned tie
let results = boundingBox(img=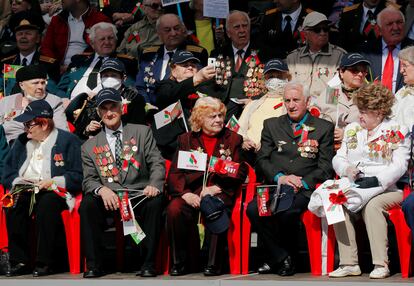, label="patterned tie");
[235,49,244,72]
[86,56,104,89]
[382,46,394,91]
[113,130,123,169]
